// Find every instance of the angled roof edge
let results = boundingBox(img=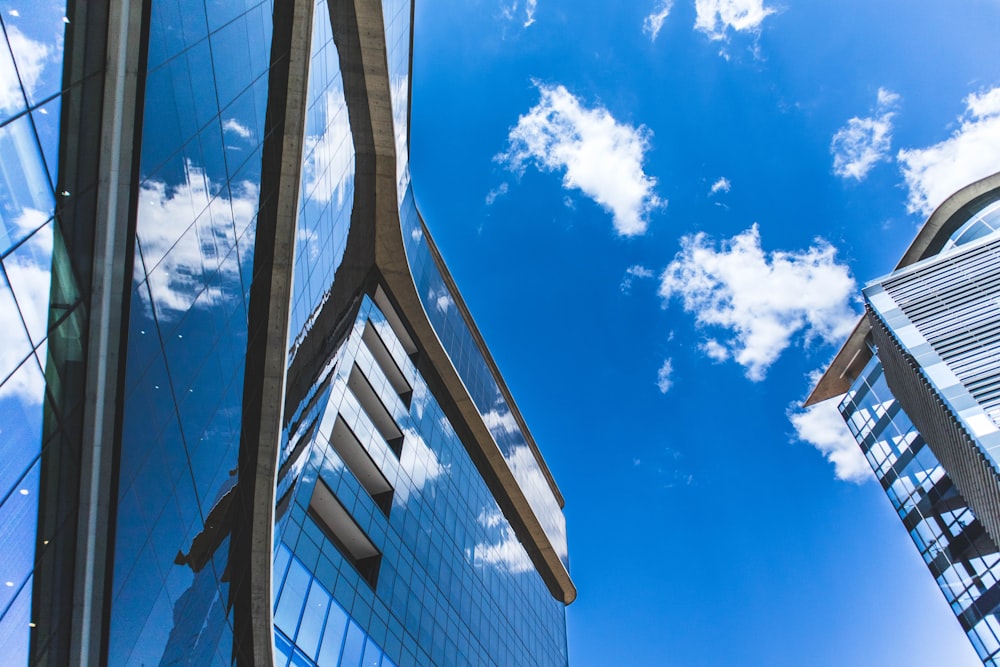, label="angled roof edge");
[804,171,1000,408]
